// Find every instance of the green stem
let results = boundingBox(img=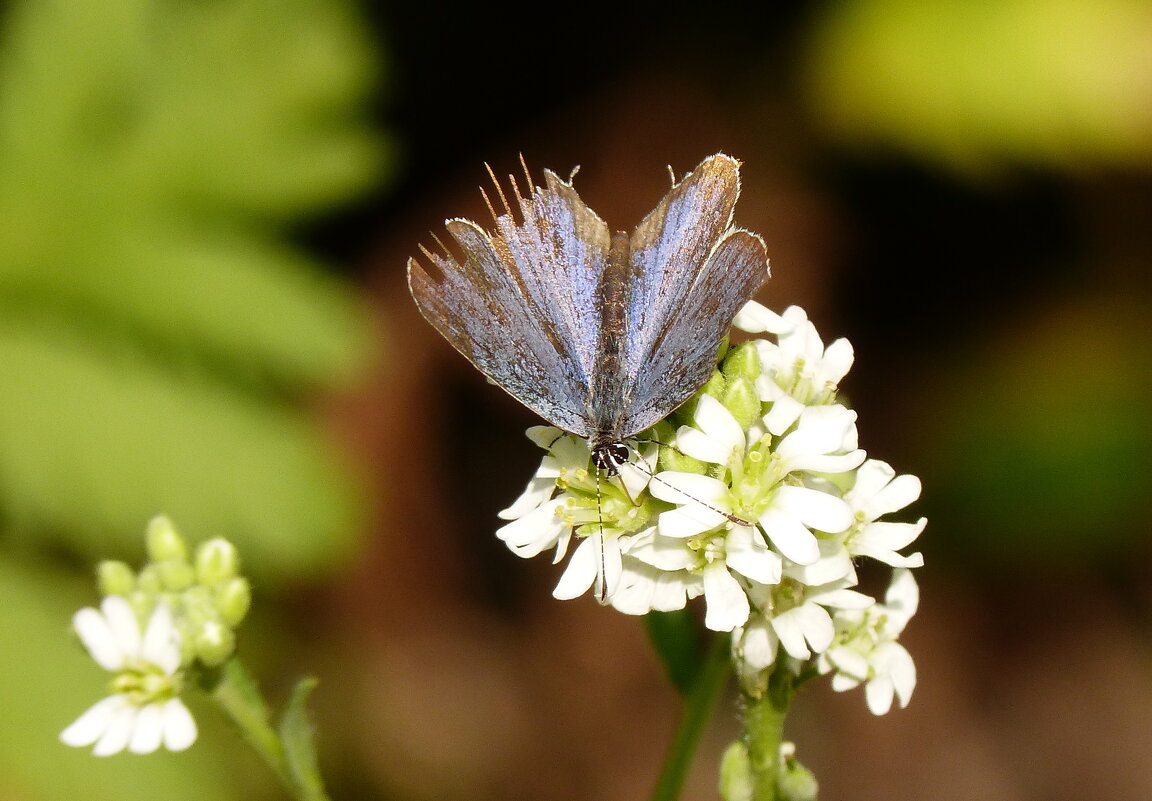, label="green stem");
[743,665,793,801]
[211,658,291,787]
[649,633,732,801]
